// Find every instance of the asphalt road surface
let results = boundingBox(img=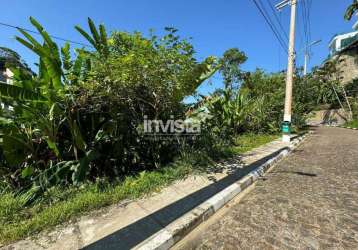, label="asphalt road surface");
[174,127,358,250]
